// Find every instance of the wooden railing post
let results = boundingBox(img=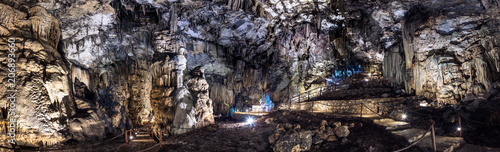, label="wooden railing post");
[299,94,301,103]
[431,120,437,152]
[360,104,363,117]
[125,130,128,145]
[311,100,314,113]
[320,87,322,97]
[159,131,163,148]
[376,101,379,114]
[308,92,310,101]
[289,95,291,110]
